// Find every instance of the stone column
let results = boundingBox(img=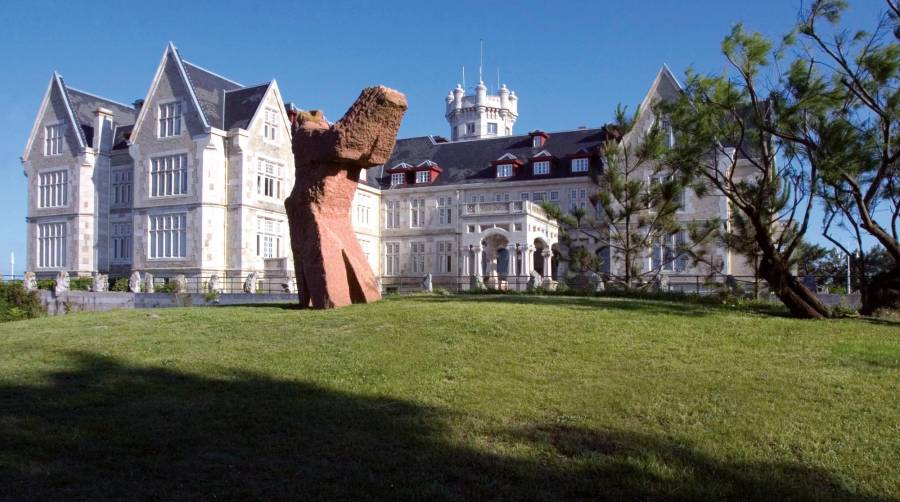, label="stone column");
[473,246,483,277]
[525,245,535,275]
[542,249,552,280]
